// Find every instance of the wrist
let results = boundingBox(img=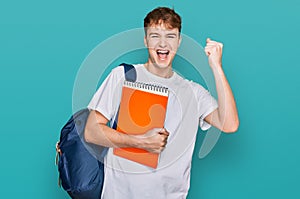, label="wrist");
[210,62,222,69]
[128,134,144,149]
[211,64,224,75]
